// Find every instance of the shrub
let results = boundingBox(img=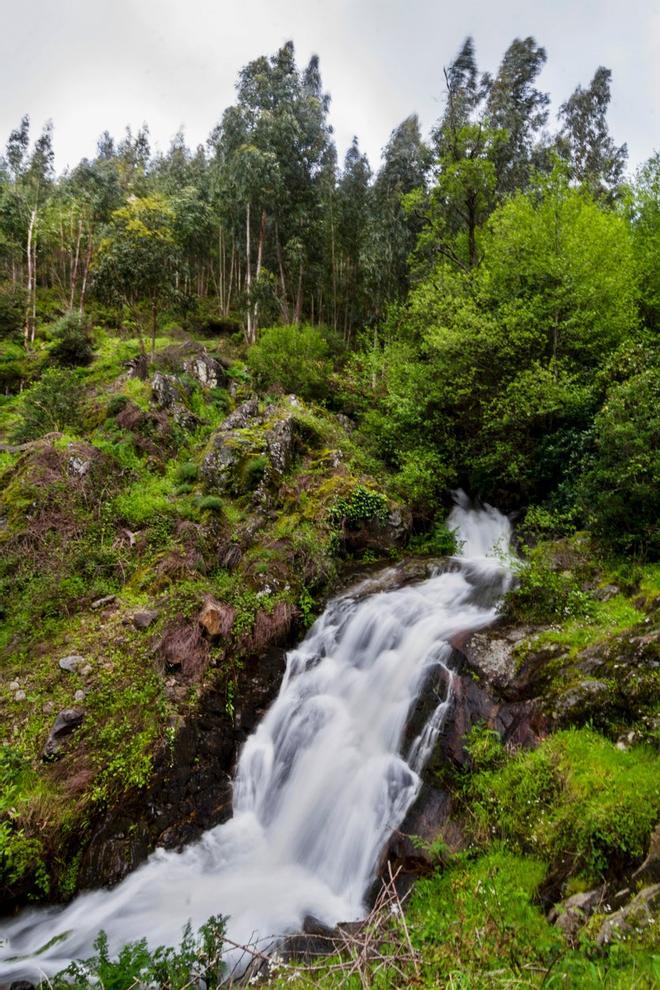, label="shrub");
[329,484,389,527]
[409,519,460,557]
[198,495,223,513]
[247,324,332,400]
[12,368,84,441]
[52,918,227,990]
[504,543,595,624]
[49,312,95,367]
